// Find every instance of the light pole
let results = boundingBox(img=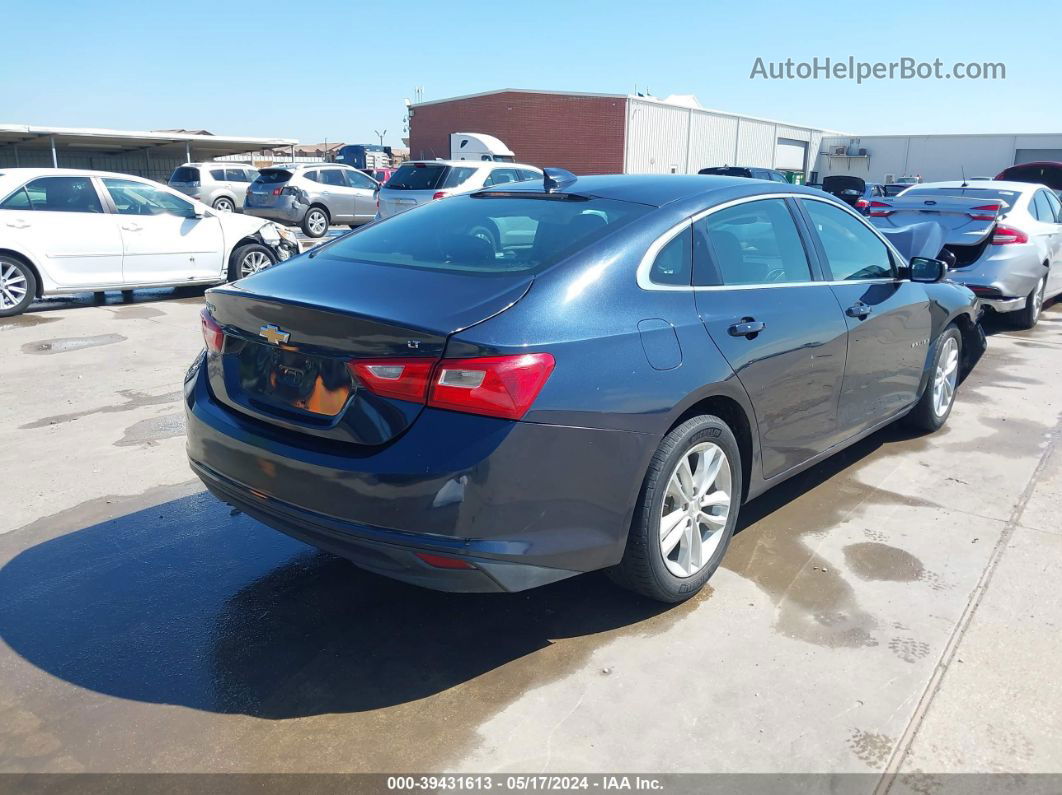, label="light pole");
[374,129,386,146]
